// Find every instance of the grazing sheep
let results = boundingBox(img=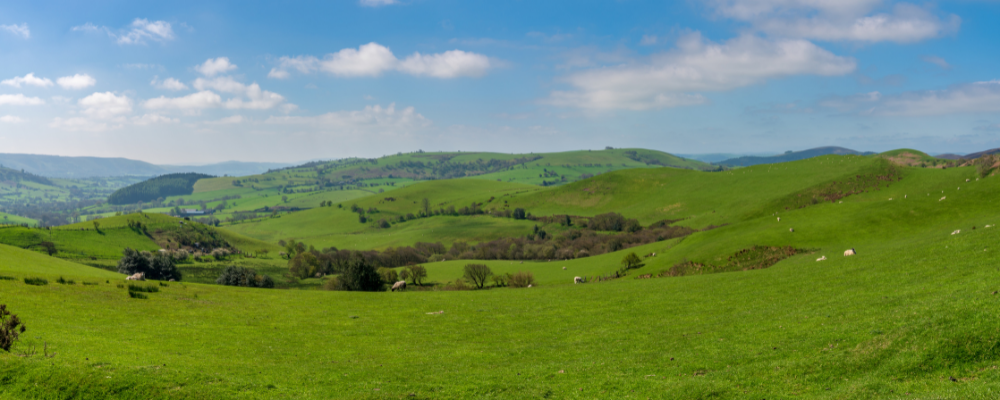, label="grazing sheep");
[789,228,794,232]
[939,196,946,201]
[527,284,533,288]
[777,217,781,222]
[816,256,827,262]
[888,198,893,201]
[125,272,145,281]
[966,179,970,182]
[562,266,566,270]
[391,281,407,292]
[951,229,961,235]
[986,225,993,228]
[574,276,584,284]
[844,248,856,256]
